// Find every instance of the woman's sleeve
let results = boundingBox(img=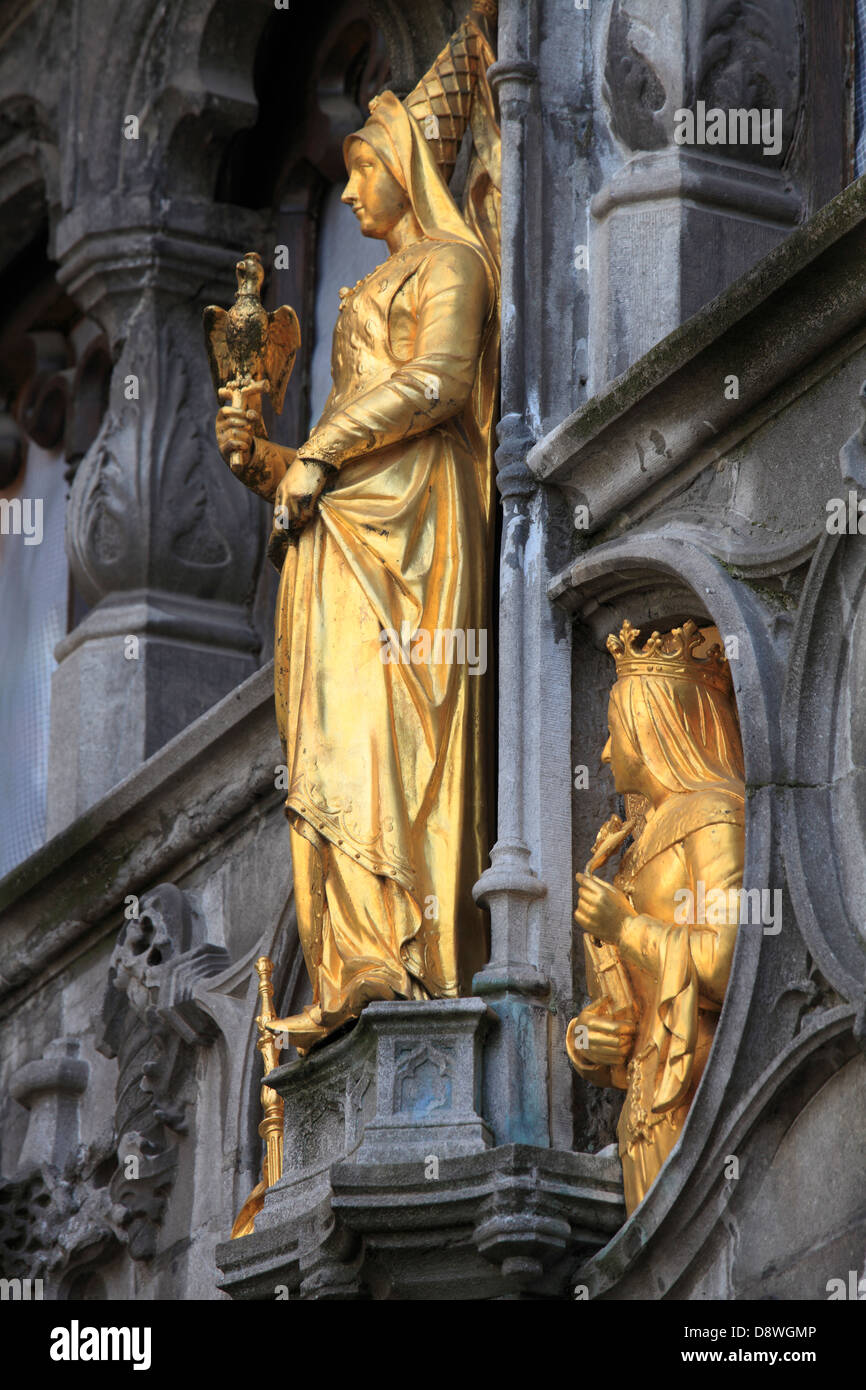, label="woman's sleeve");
[296,243,491,470]
[616,820,744,1006]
